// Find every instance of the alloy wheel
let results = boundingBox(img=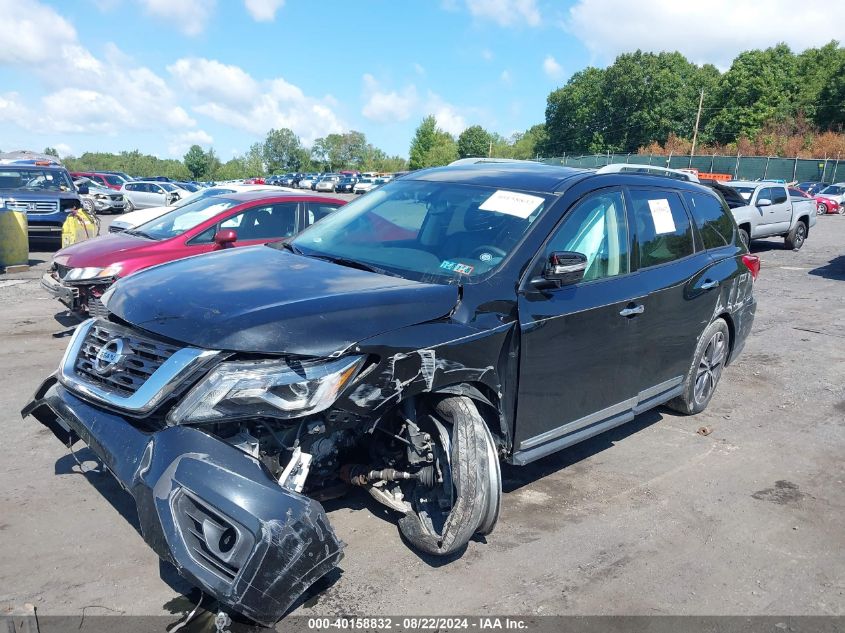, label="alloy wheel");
[694,331,727,406]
